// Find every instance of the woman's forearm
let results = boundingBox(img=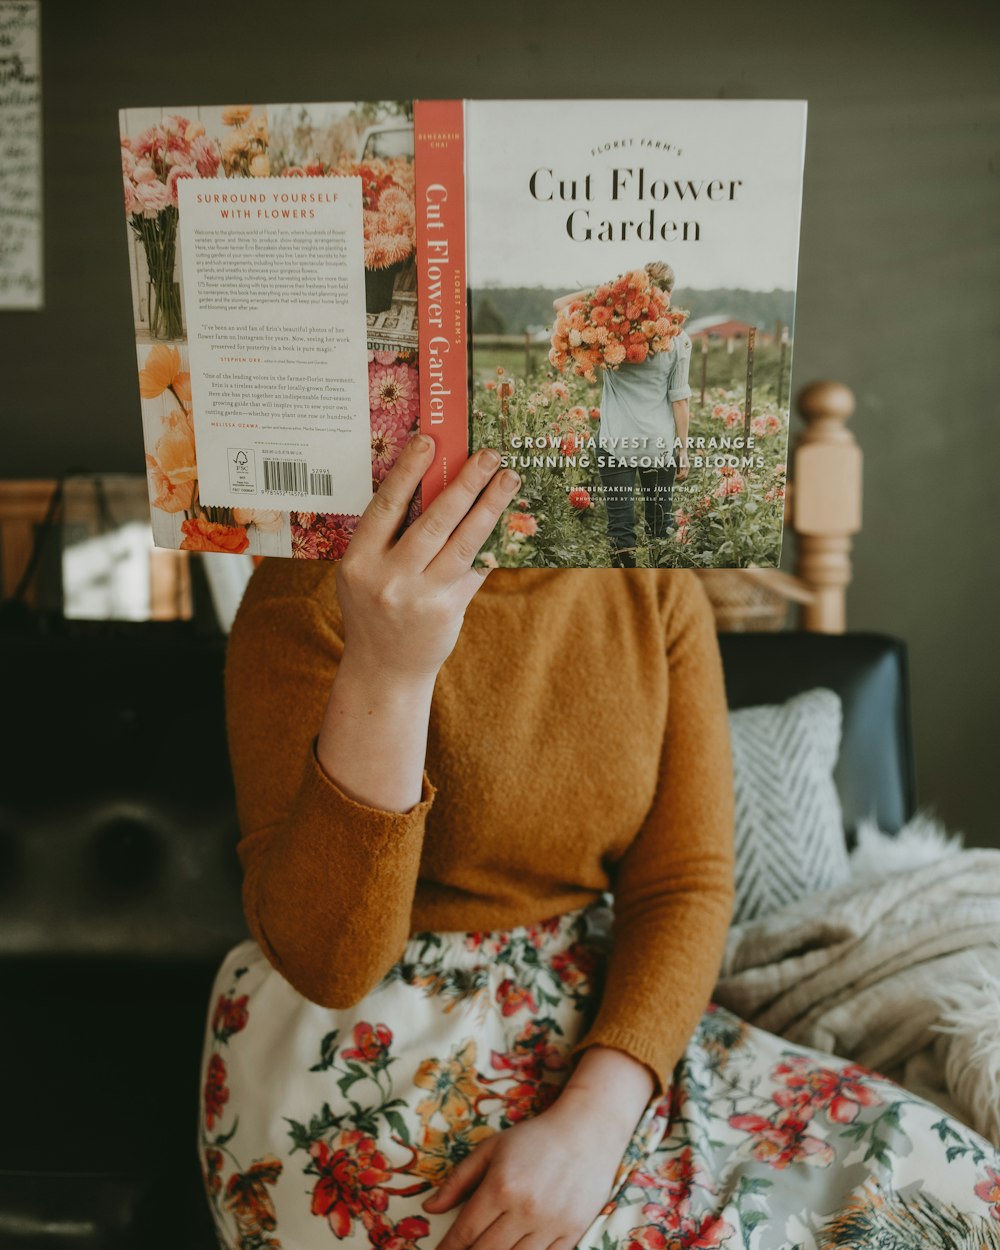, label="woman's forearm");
[316,646,437,813]
[672,397,691,449]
